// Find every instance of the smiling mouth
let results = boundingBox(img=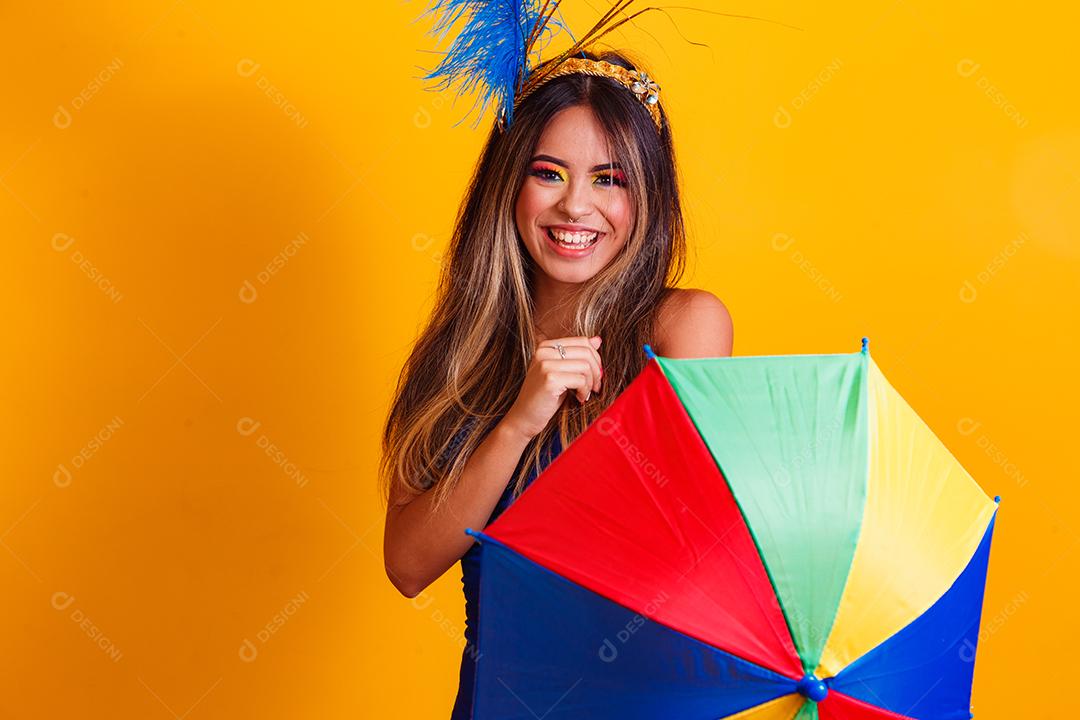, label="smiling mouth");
[546,227,601,249]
